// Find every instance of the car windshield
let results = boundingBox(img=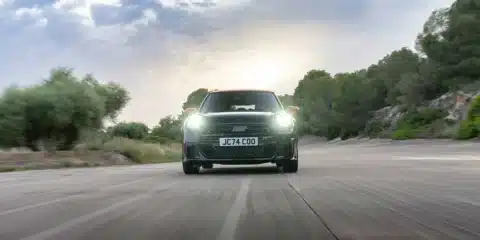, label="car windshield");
[199,91,282,113]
